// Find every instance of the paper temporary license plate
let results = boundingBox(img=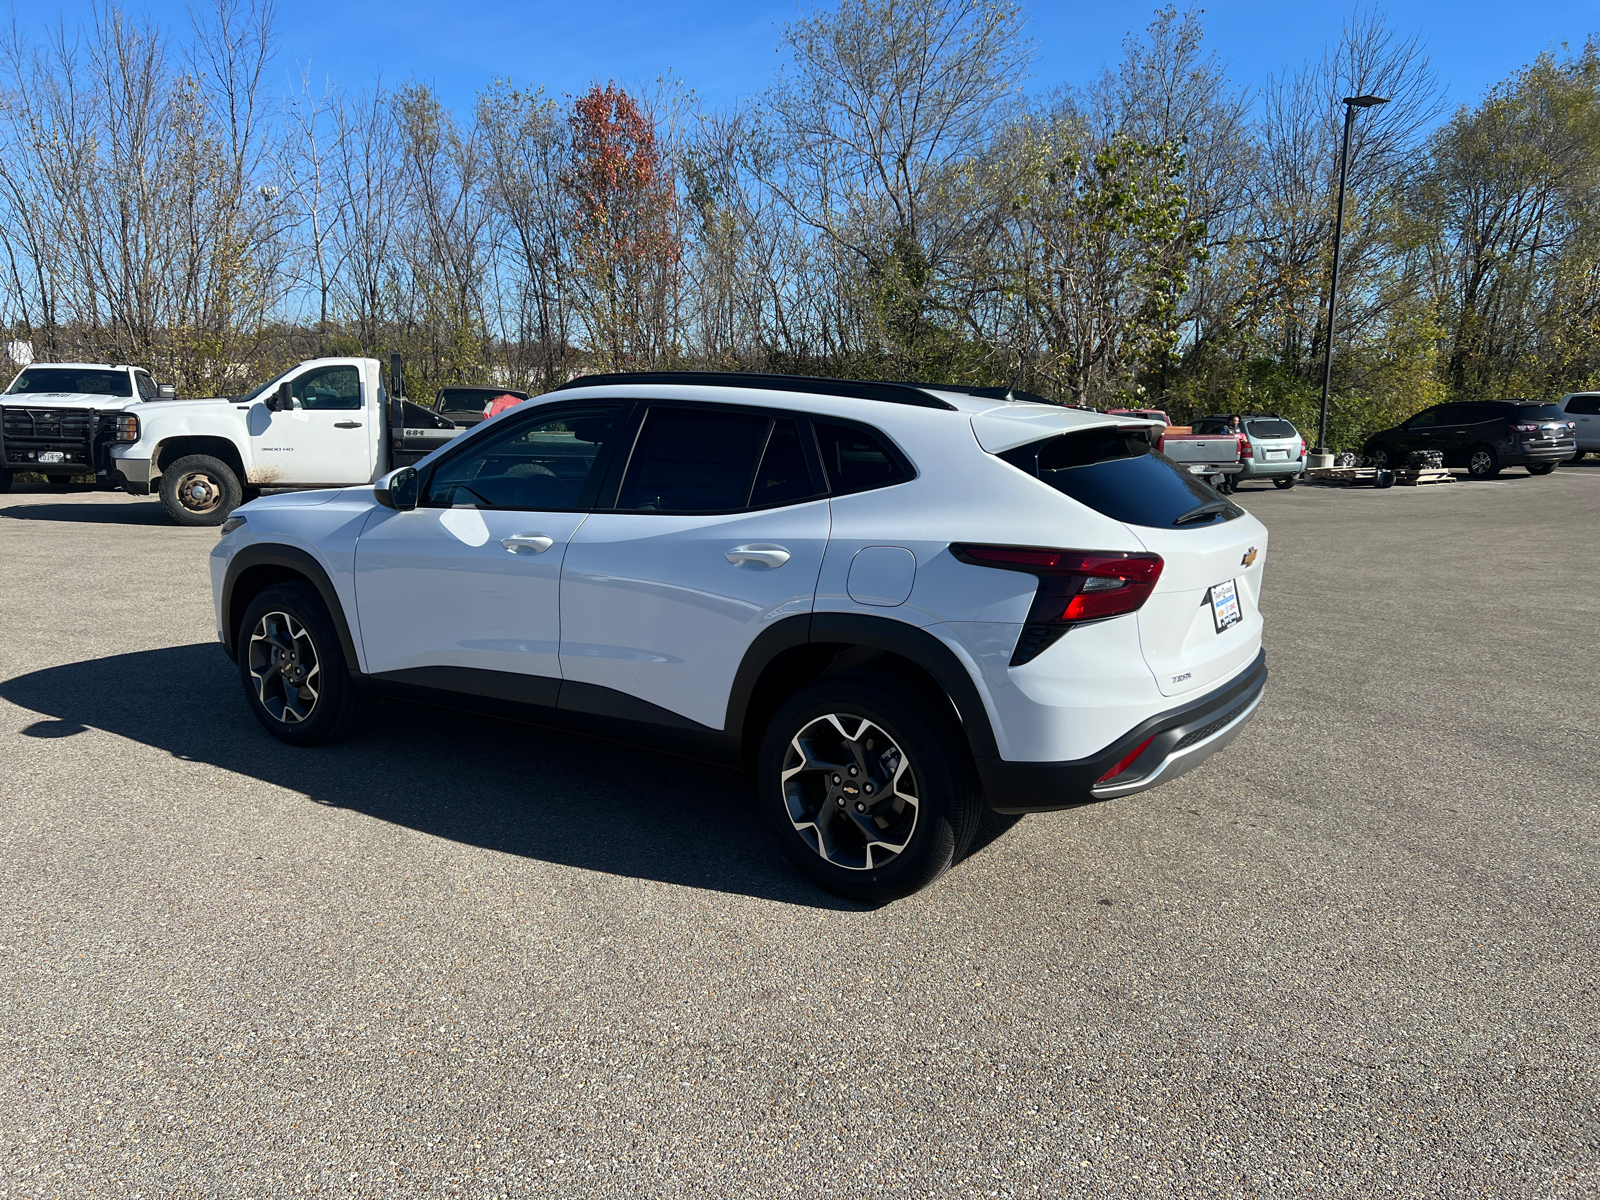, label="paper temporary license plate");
[38,451,65,464]
[1264,449,1289,460]
[1209,579,1242,633]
